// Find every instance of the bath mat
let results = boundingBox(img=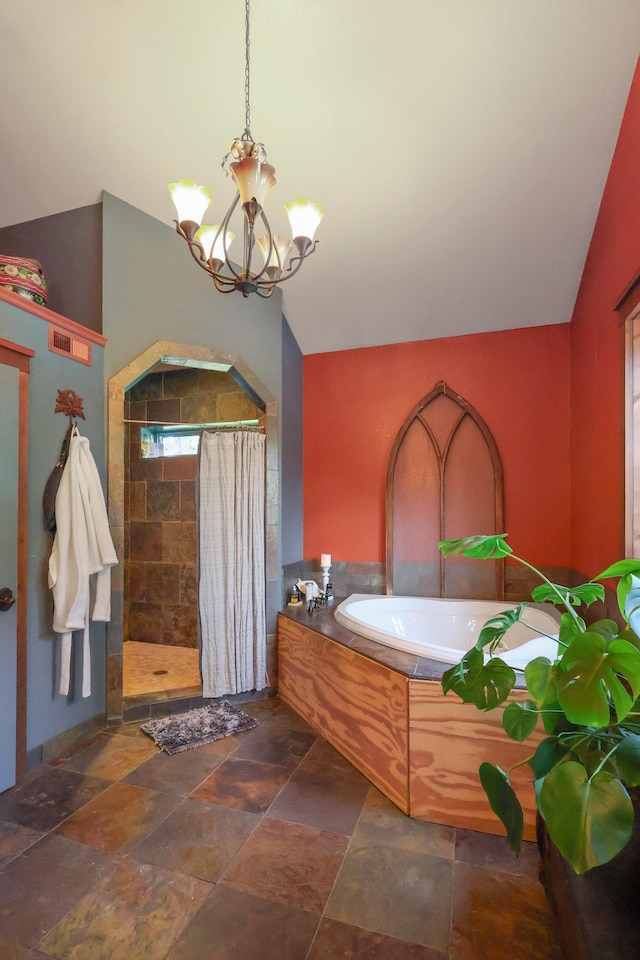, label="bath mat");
[141,701,258,755]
